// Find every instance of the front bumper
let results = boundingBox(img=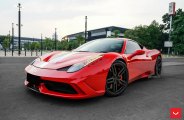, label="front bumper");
[25,65,106,99]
